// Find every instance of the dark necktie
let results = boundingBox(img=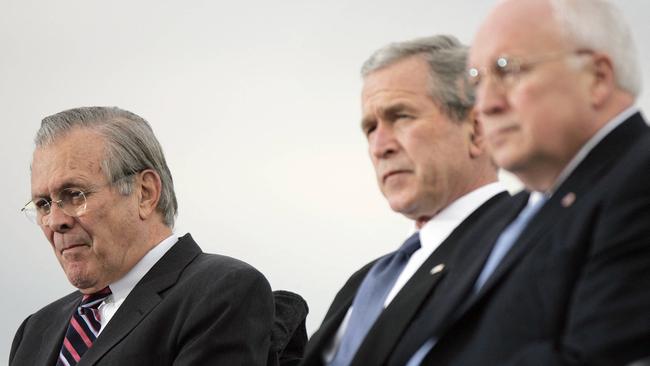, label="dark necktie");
[57,287,112,366]
[328,232,421,366]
